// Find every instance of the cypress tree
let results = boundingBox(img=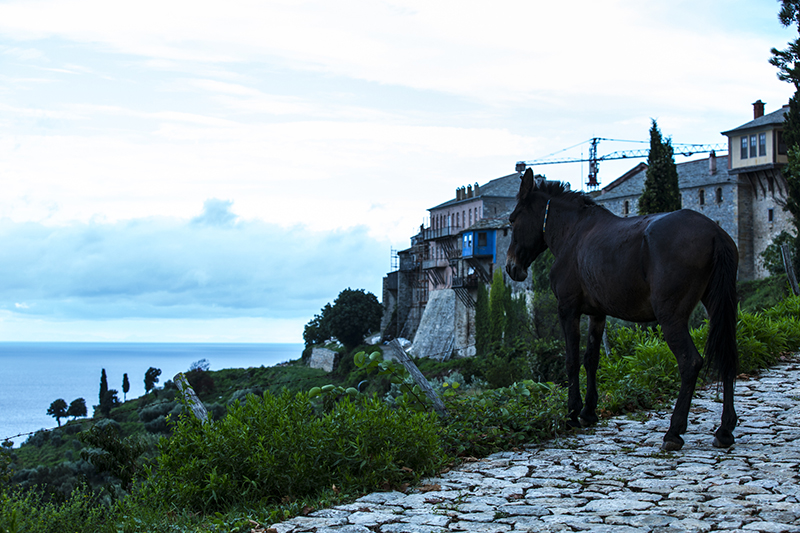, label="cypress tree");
[99,368,108,415]
[474,281,489,355]
[122,373,130,402]
[639,119,681,215]
[488,268,506,345]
